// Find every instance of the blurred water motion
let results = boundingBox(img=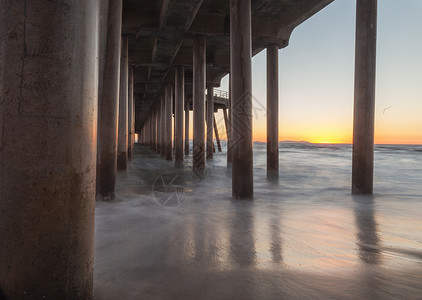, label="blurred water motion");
[94,142,422,299]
